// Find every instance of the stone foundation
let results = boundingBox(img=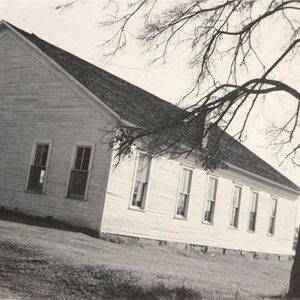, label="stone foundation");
[99,232,294,261]
[0,206,294,262]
